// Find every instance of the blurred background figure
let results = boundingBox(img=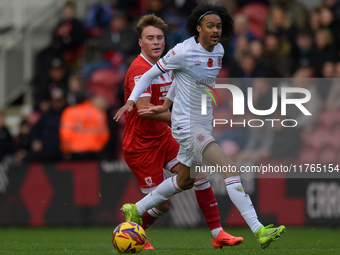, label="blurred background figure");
[269,0,309,30]
[286,67,321,131]
[28,88,67,161]
[33,1,85,77]
[291,30,313,72]
[262,33,293,77]
[325,61,340,109]
[13,120,32,164]
[269,110,302,160]
[98,11,139,65]
[31,58,70,111]
[310,29,337,77]
[0,112,14,161]
[59,94,110,160]
[227,14,255,59]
